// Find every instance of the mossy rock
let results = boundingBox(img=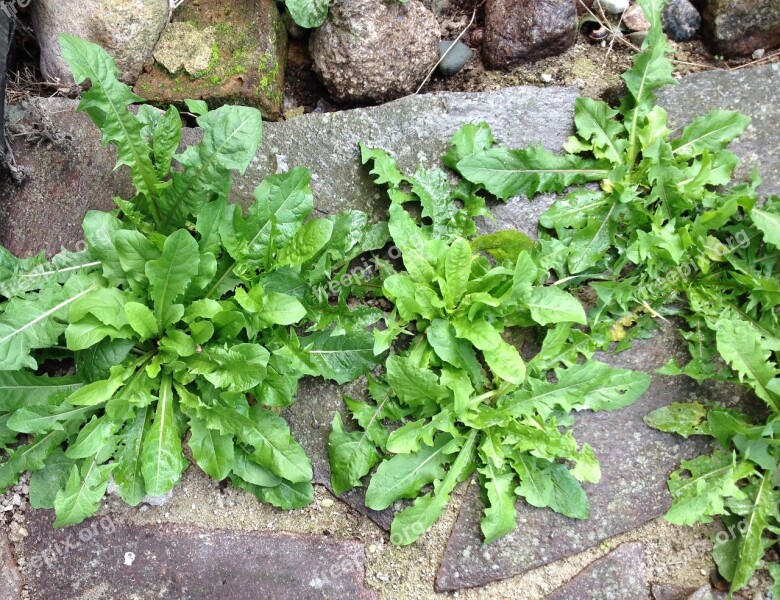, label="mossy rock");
[134,0,286,120]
